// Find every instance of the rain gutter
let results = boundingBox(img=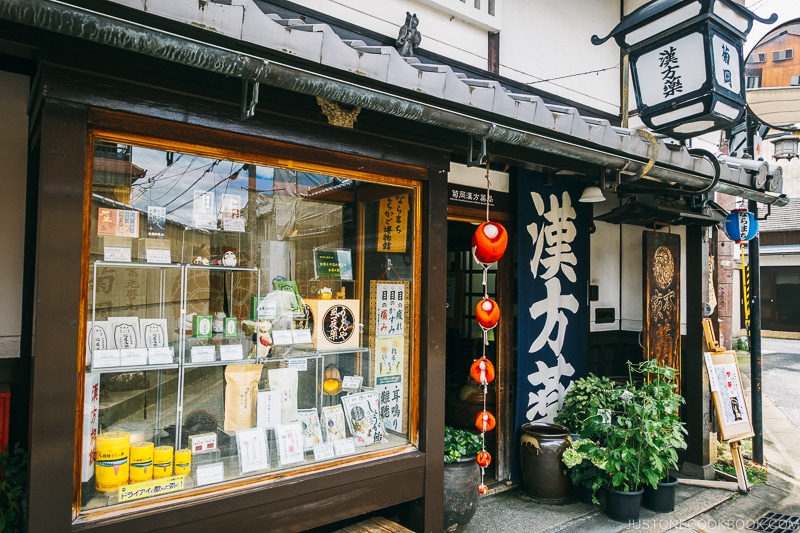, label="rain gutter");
[0,0,788,206]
